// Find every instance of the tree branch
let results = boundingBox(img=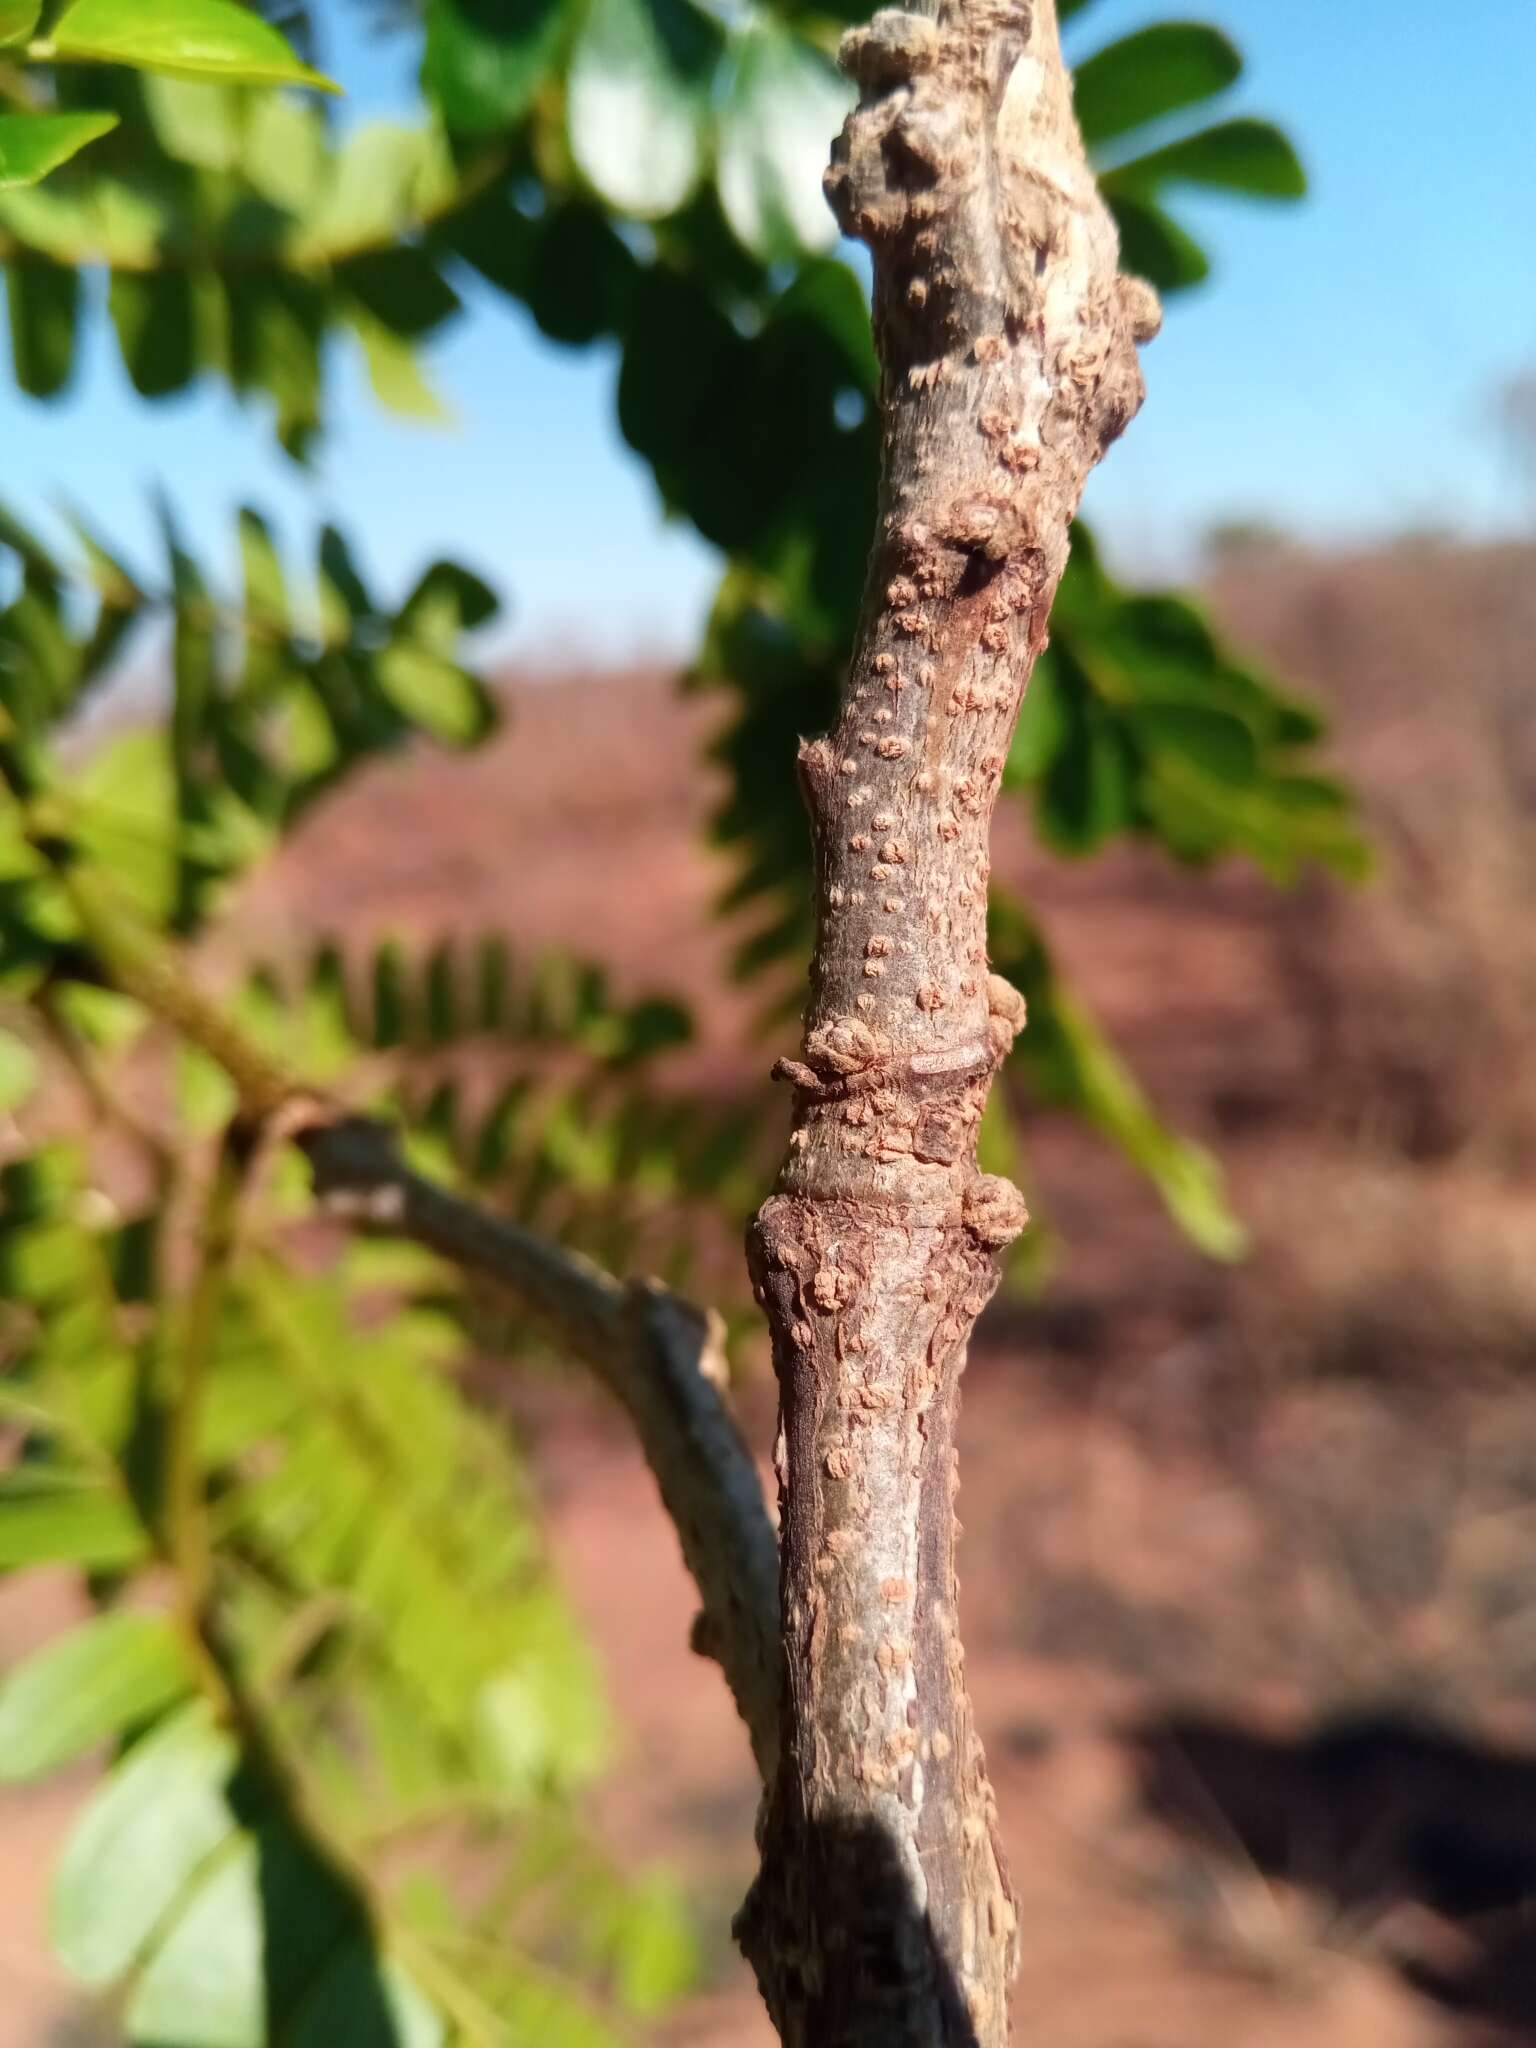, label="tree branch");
[737,0,1158,2039]
[295,1111,782,1781]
